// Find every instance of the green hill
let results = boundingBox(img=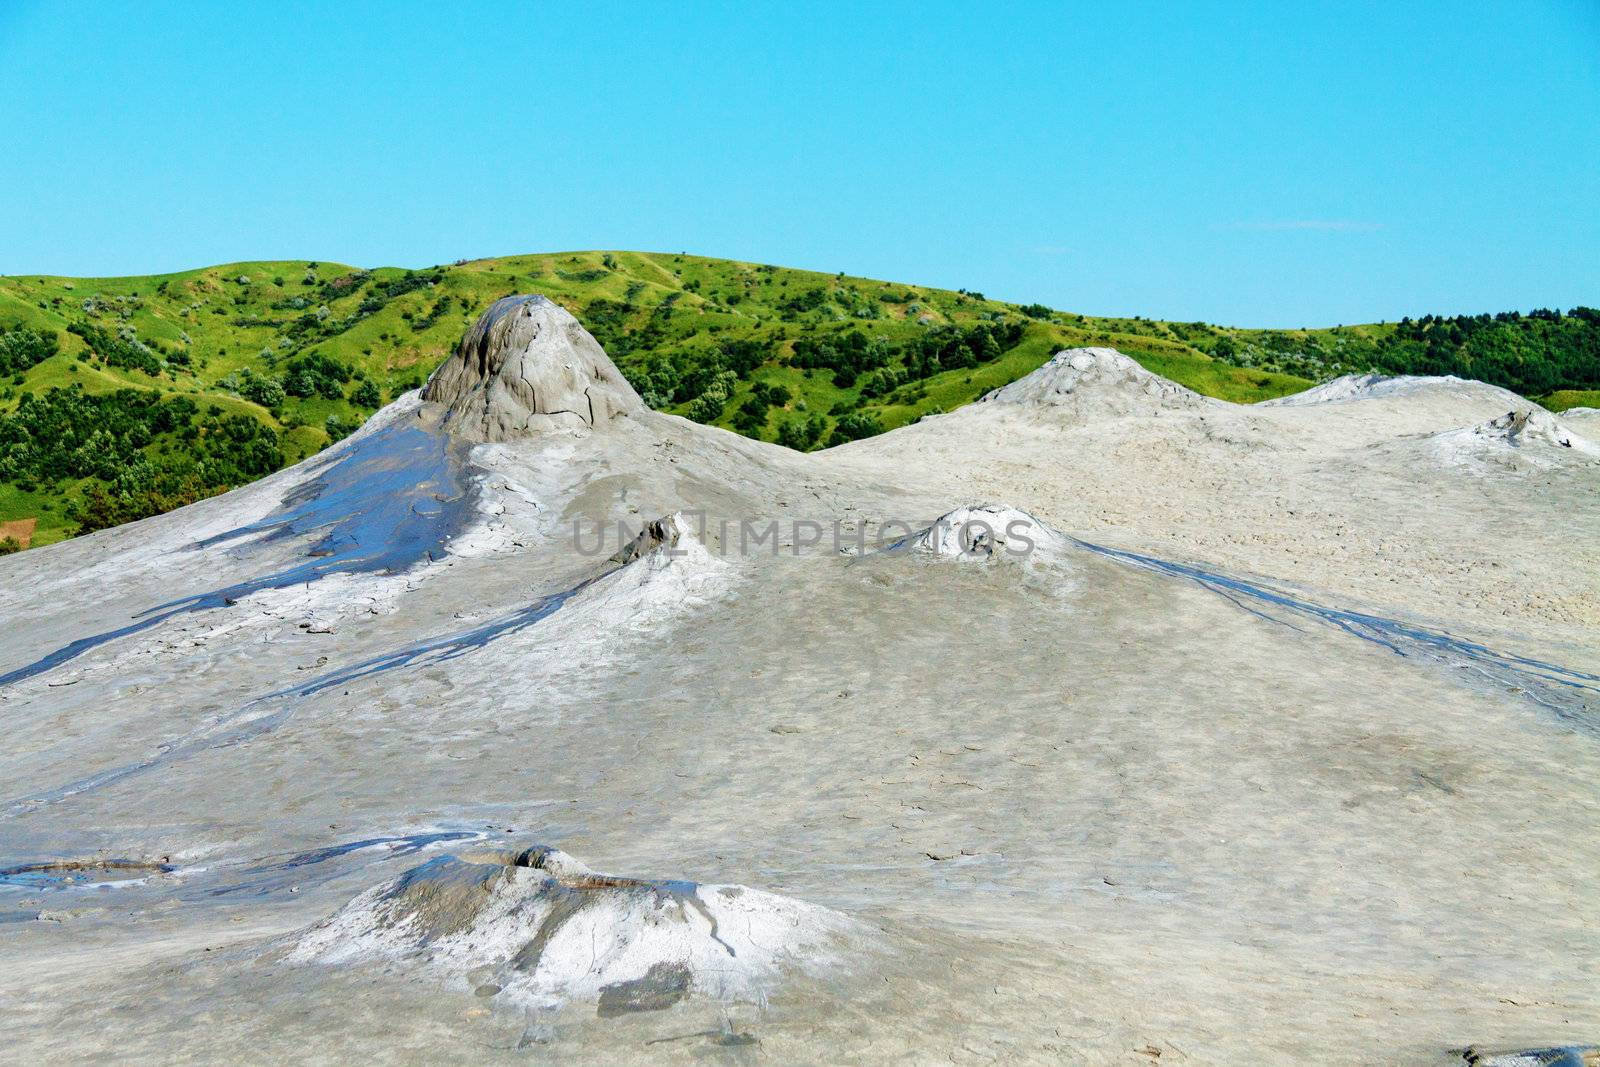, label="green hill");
[1,251,1595,550]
